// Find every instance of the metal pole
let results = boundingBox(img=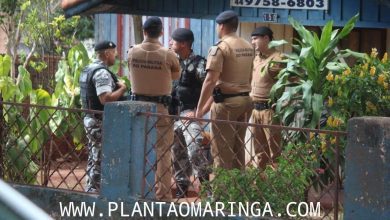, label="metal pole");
[0,97,4,178]
[334,136,340,220]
